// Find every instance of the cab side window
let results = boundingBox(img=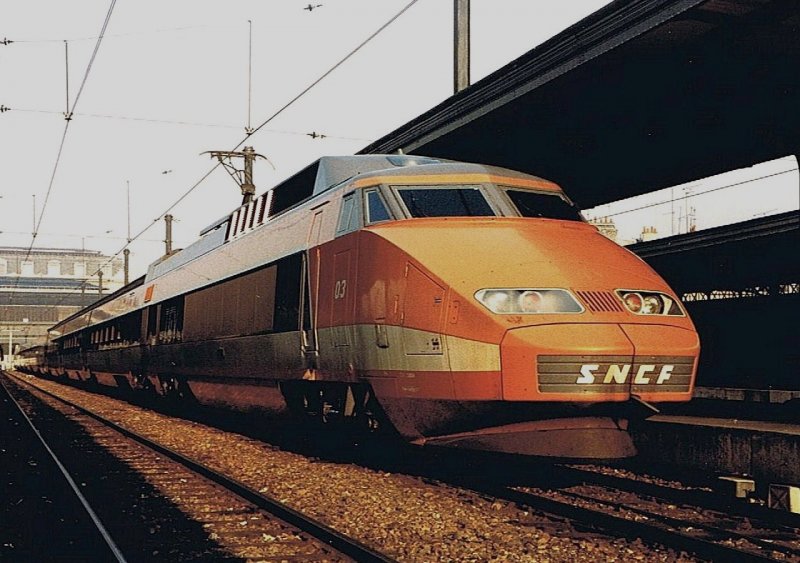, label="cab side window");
[335,192,362,236]
[365,189,392,223]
